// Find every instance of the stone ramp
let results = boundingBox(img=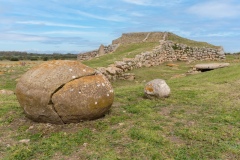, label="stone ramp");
[142,32,151,42]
